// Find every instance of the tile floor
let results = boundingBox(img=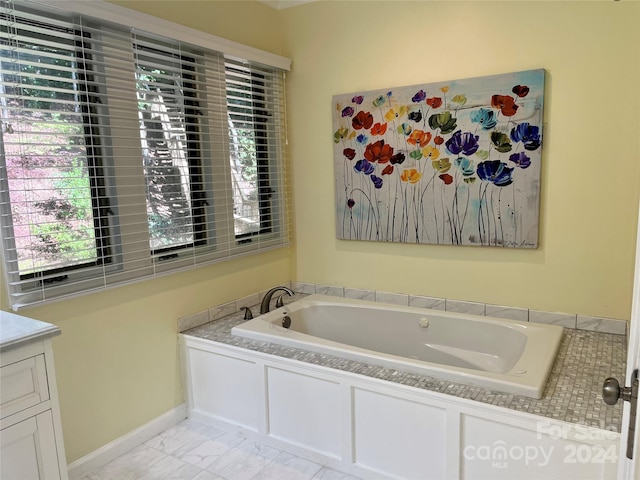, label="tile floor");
[80,419,362,480]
